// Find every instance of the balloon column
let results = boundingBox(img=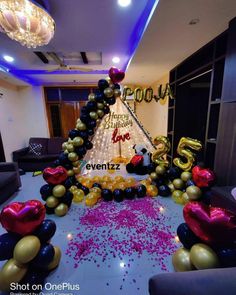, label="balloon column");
[39,67,125,215]
[172,201,236,271]
[0,200,61,292]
